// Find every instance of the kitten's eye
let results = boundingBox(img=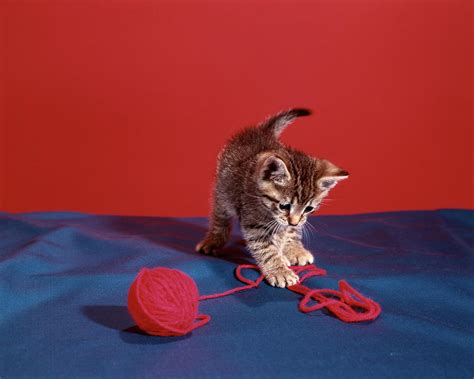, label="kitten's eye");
[304,206,315,213]
[279,203,291,211]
